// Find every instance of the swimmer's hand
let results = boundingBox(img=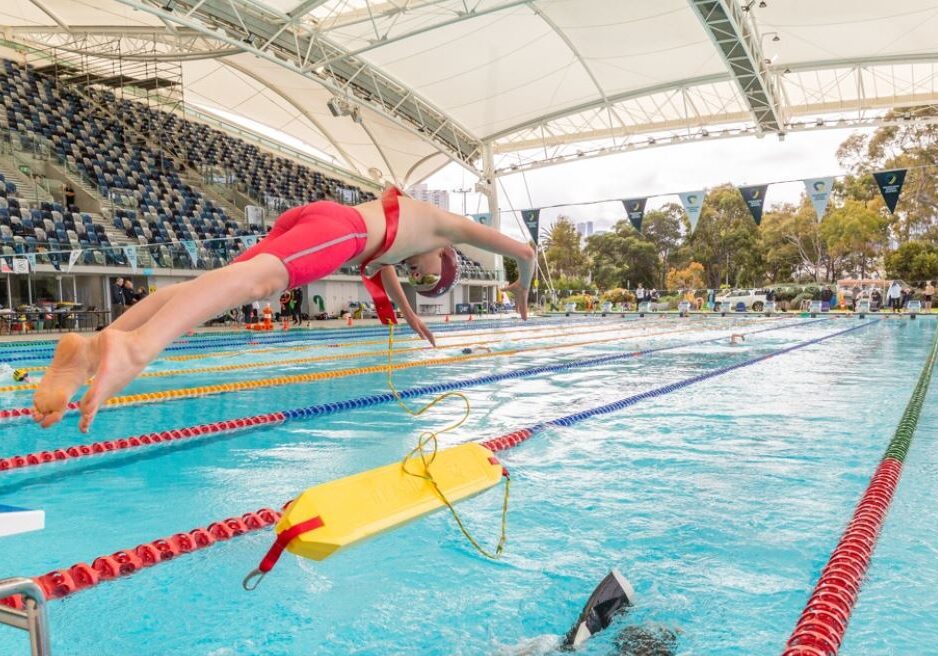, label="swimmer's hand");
[404,311,436,347]
[502,280,529,320]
